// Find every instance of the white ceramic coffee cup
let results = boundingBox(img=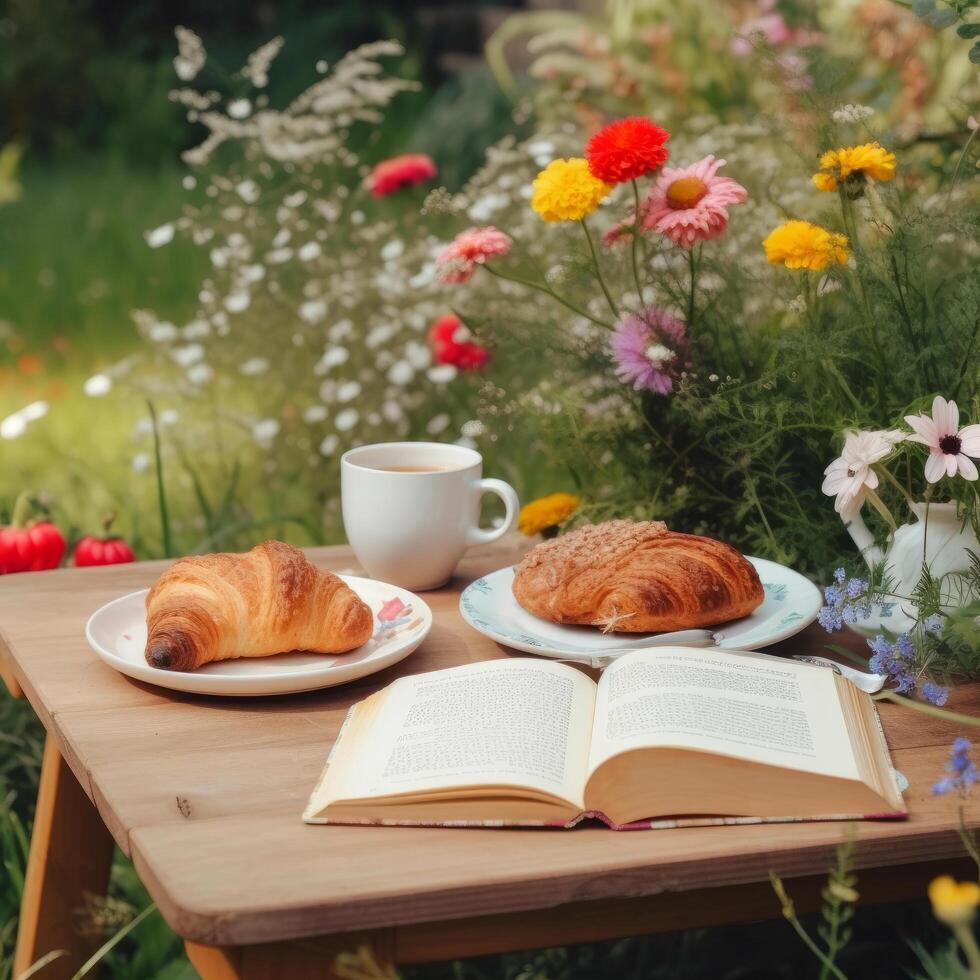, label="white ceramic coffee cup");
[341,442,520,591]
